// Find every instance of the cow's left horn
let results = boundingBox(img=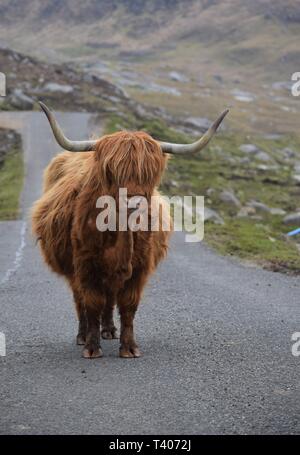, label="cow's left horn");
[39,101,98,152]
[159,109,229,154]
